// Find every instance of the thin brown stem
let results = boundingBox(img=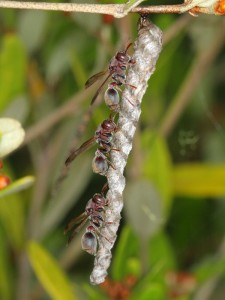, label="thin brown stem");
[0,1,223,16]
[159,20,225,138]
[23,87,94,146]
[16,252,30,300]
[0,1,122,15]
[163,14,192,45]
